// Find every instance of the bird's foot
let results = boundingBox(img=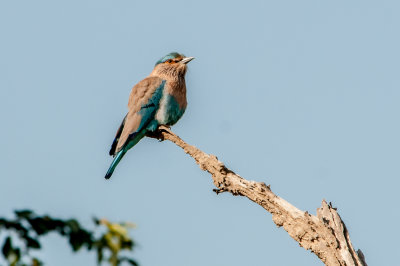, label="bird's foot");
[213,187,228,195]
[146,129,165,142]
[156,131,165,142]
